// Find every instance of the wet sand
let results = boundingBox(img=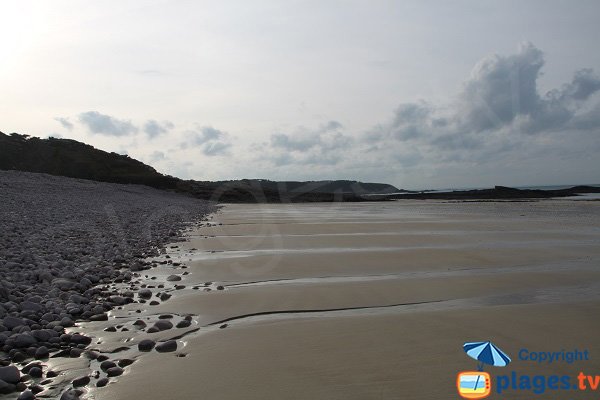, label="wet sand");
[93,200,600,399]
